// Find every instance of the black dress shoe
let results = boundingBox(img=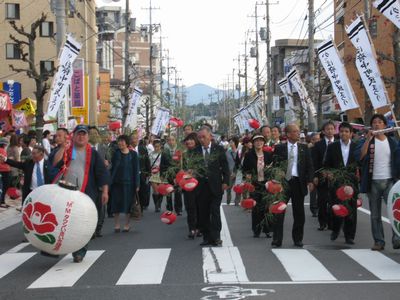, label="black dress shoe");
[265,233,272,239]
[294,241,303,248]
[200,240,212,246]
[215,239,223,246]
[330,232,339,241]
[271,240,282,248]
[95,231,103,238]
[345,238,355,245]
[317,225,327,231]
[188,231,195,239]
[196,231,203,238]
[253,233,260,238]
